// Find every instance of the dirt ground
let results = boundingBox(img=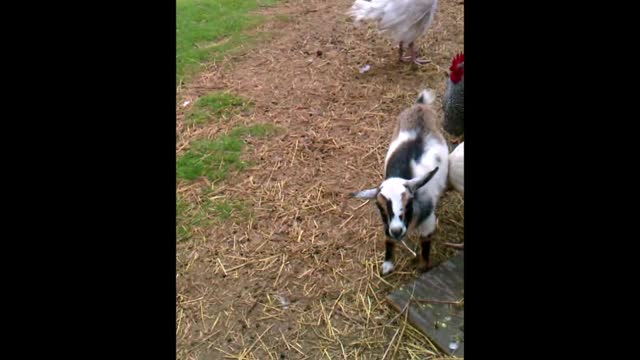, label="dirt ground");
[176,0,464,358]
